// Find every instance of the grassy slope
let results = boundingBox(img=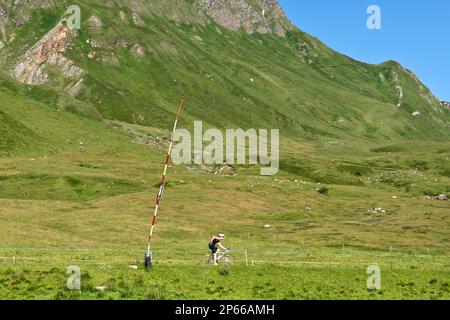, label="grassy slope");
[0,1,449,299]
